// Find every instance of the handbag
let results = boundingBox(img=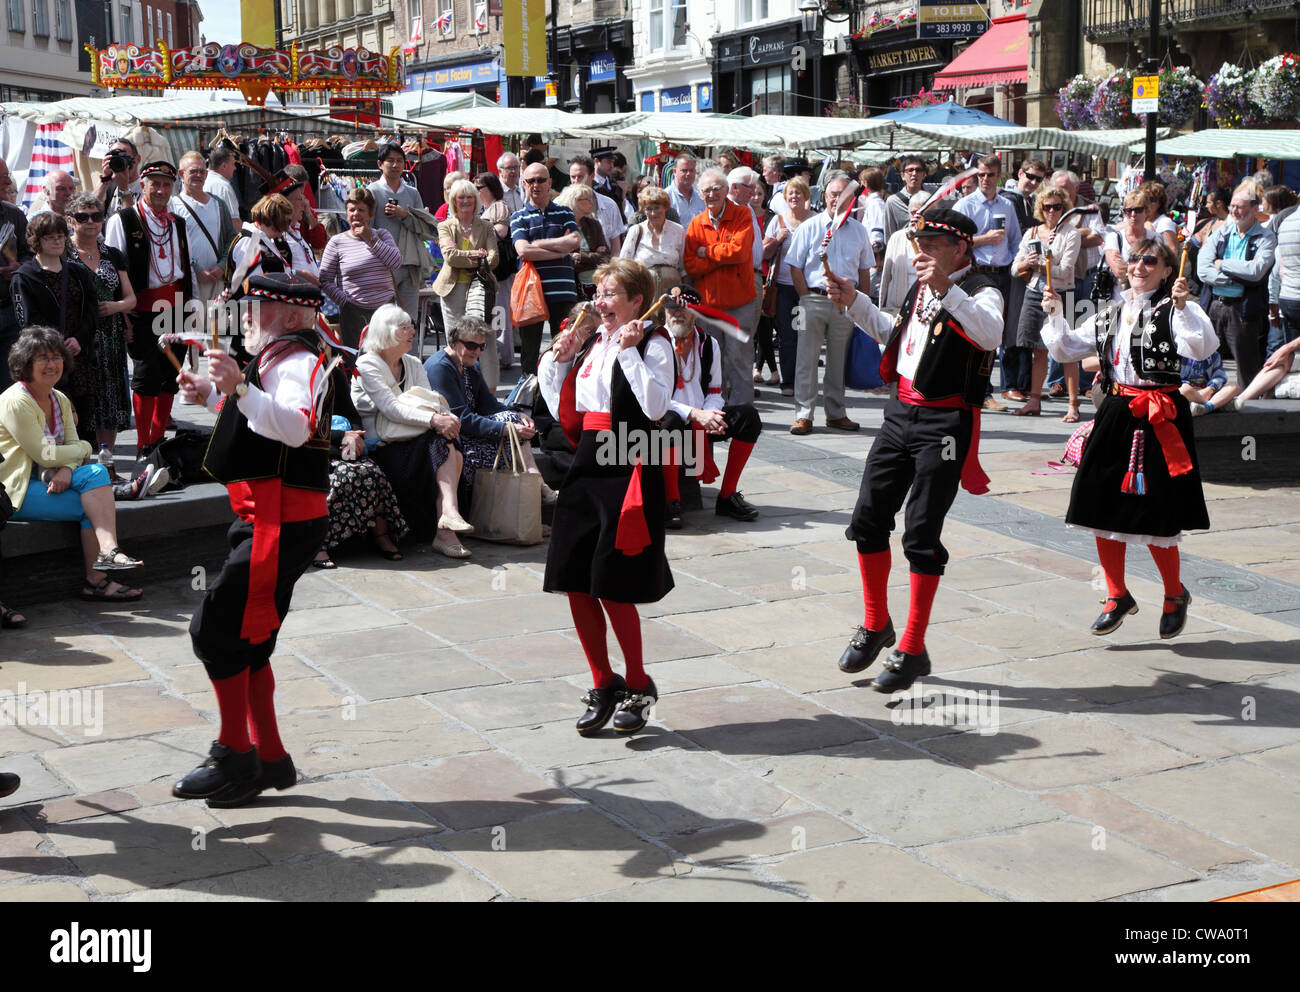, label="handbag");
[510,260,548,326]
[468,422,543,545]
[1061,419,1095,467]
[505,373,538,411]
[493,226,518,281]
[373,379,449,443]
[844,326,884,390]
